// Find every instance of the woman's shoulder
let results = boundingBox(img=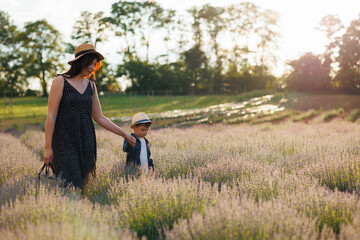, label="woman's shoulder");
[51,74,65,88]
[54,74,65,81]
